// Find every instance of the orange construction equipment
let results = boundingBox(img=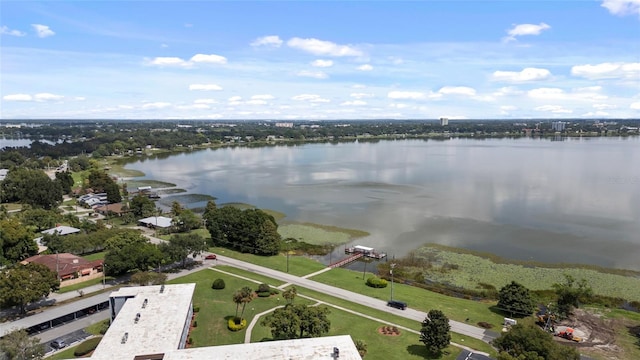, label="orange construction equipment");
[556,327,582,342]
